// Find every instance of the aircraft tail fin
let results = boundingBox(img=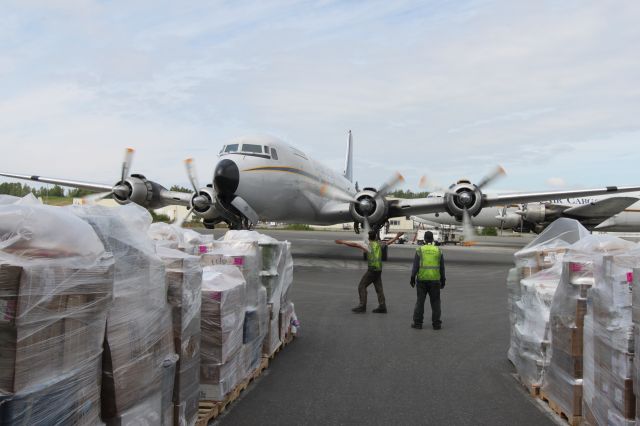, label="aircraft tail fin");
[343,130,353,182]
